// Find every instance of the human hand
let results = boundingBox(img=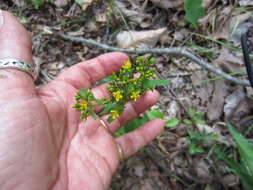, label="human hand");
[0,11,164,190]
